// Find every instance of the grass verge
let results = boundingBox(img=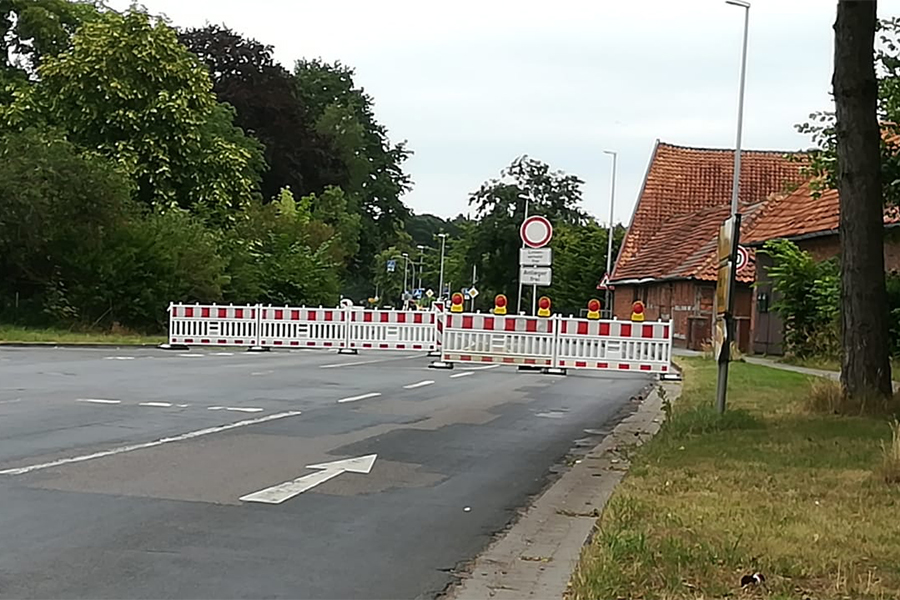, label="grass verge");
[780,355,900,378]
[570,358,900,600]
[0,324,164,345]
